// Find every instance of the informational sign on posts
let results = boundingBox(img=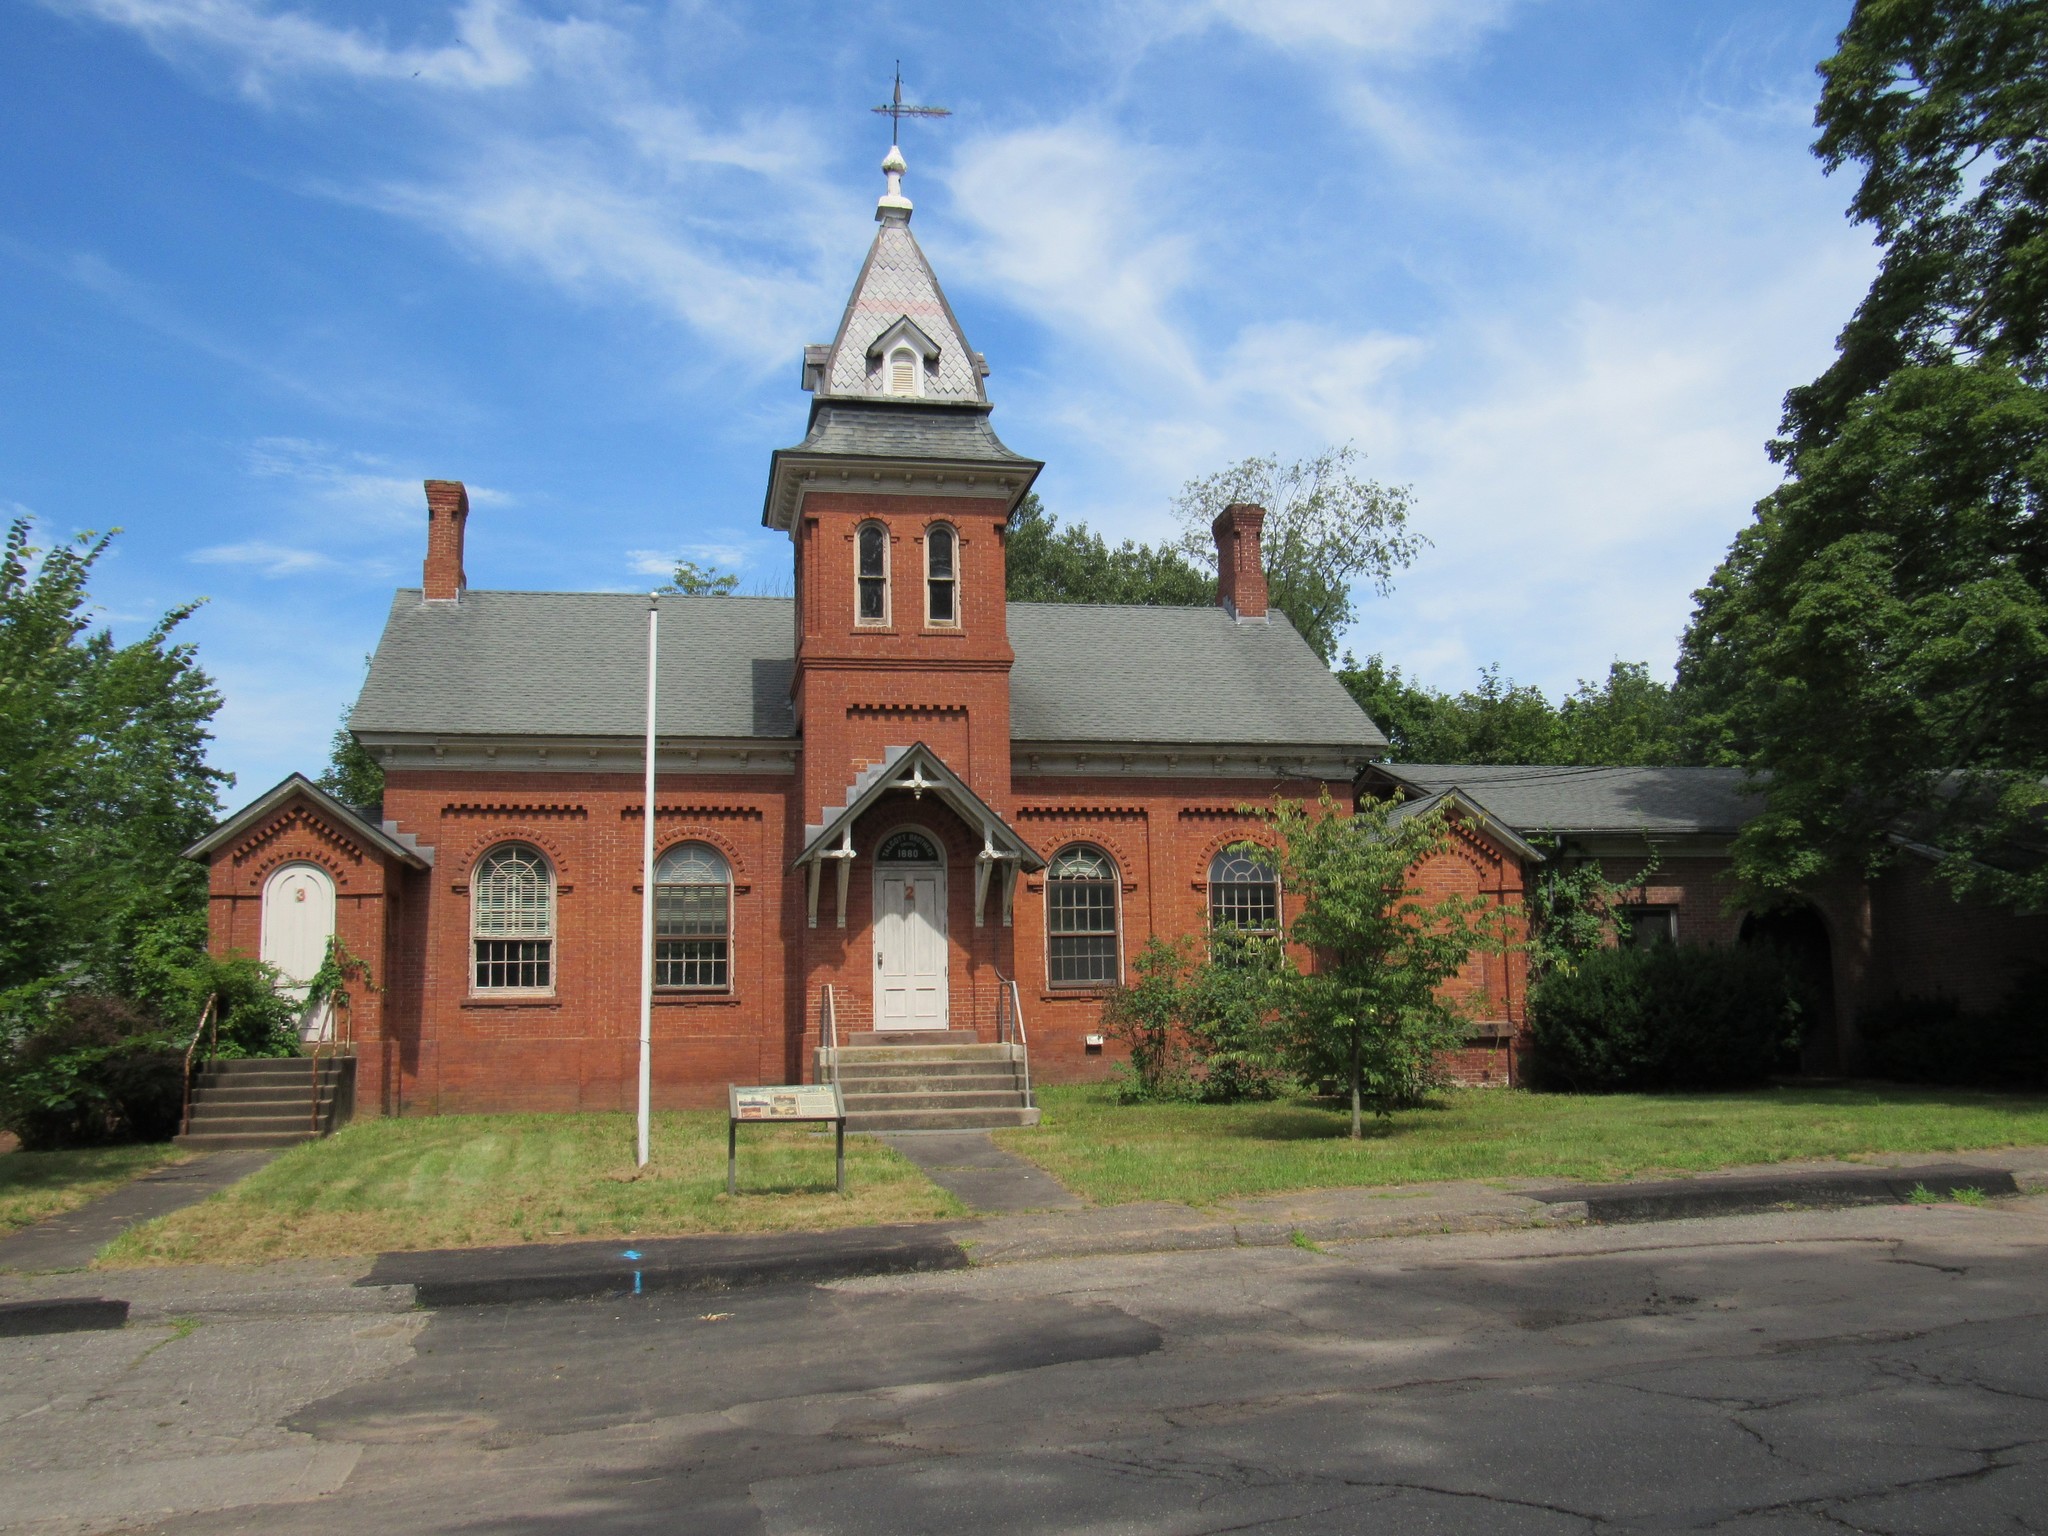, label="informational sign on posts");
[727,1083,847,1195]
